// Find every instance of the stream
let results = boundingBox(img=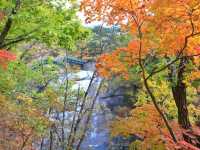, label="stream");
[71,69,114,150]
[37,61,127,150]
[71,66,130,150]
